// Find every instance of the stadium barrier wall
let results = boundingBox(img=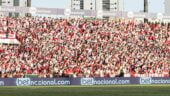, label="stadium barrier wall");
[0,6,170,19]
[1,78,170,86]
